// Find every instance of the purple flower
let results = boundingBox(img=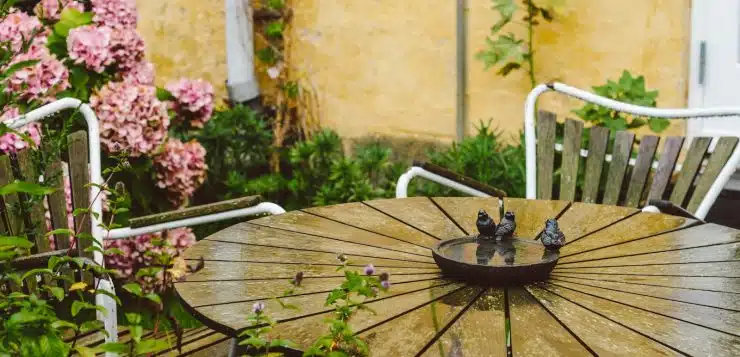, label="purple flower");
[252,301,265,314]
[381,280,391,289]
[363,264,375,276]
